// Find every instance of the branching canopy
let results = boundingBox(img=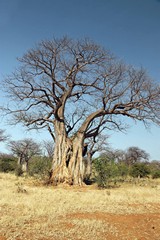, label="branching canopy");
[3,37,160,140]
[8,138,41,161]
